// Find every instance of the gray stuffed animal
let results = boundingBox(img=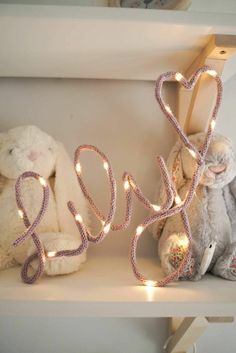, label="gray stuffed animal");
[153,132,236,281]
